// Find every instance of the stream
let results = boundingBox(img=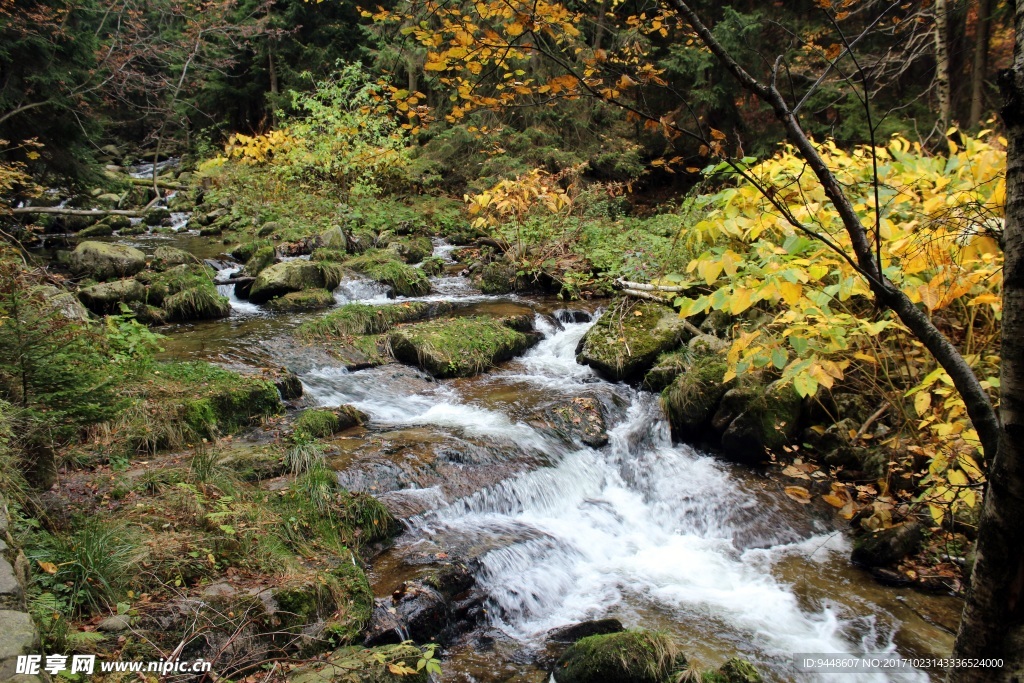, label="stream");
[142,233,963,683]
